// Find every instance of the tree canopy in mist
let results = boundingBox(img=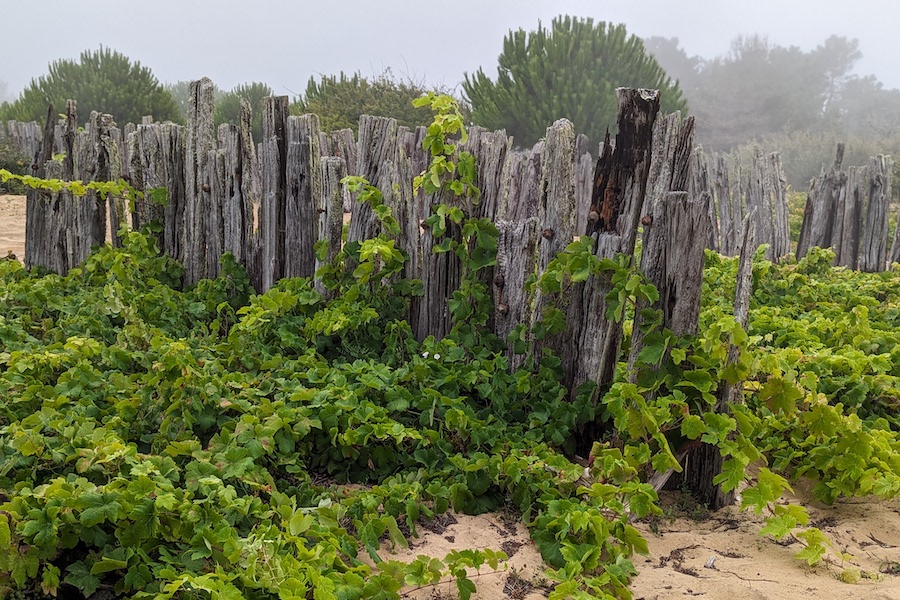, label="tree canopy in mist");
[464,16,686,147]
